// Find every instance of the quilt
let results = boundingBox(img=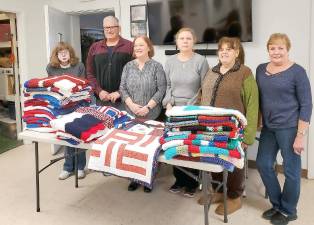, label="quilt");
[88,121,163,188]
